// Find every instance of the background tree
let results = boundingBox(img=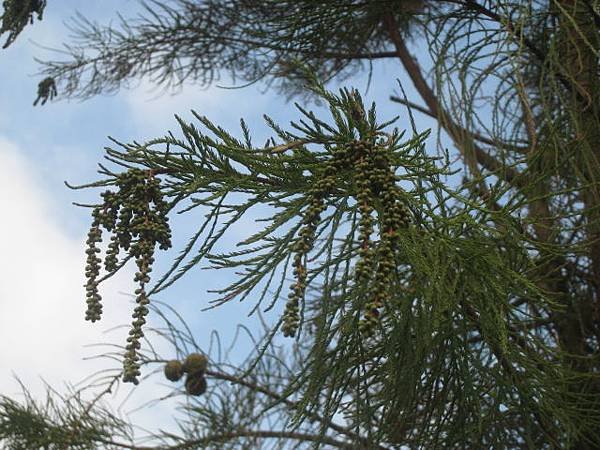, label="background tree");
[0,0,47,49]
[1,0,600,448]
